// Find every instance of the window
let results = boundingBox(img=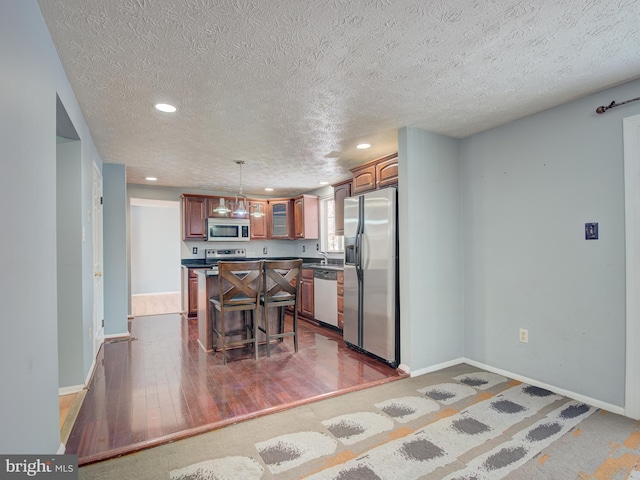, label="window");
[320,194,344,253]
